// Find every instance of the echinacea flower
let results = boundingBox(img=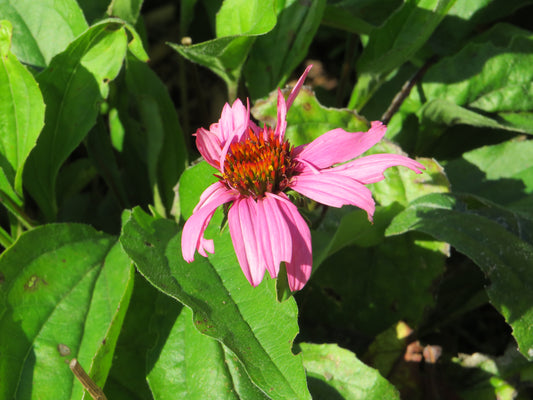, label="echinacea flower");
[182,65,425,291]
